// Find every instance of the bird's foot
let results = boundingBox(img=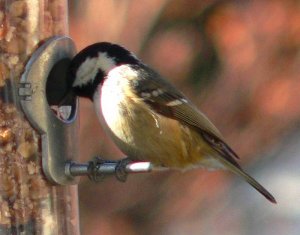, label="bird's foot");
[115,158,132,182]
[88,157,117,182]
